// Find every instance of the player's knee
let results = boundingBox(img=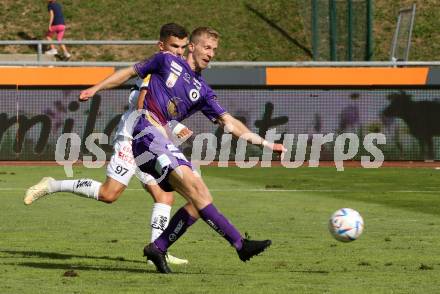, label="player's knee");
[145,184,174,205]
[156,192,174,205]
[152,191,174,205]
[98,186,122,204]
[186,180,212,203]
